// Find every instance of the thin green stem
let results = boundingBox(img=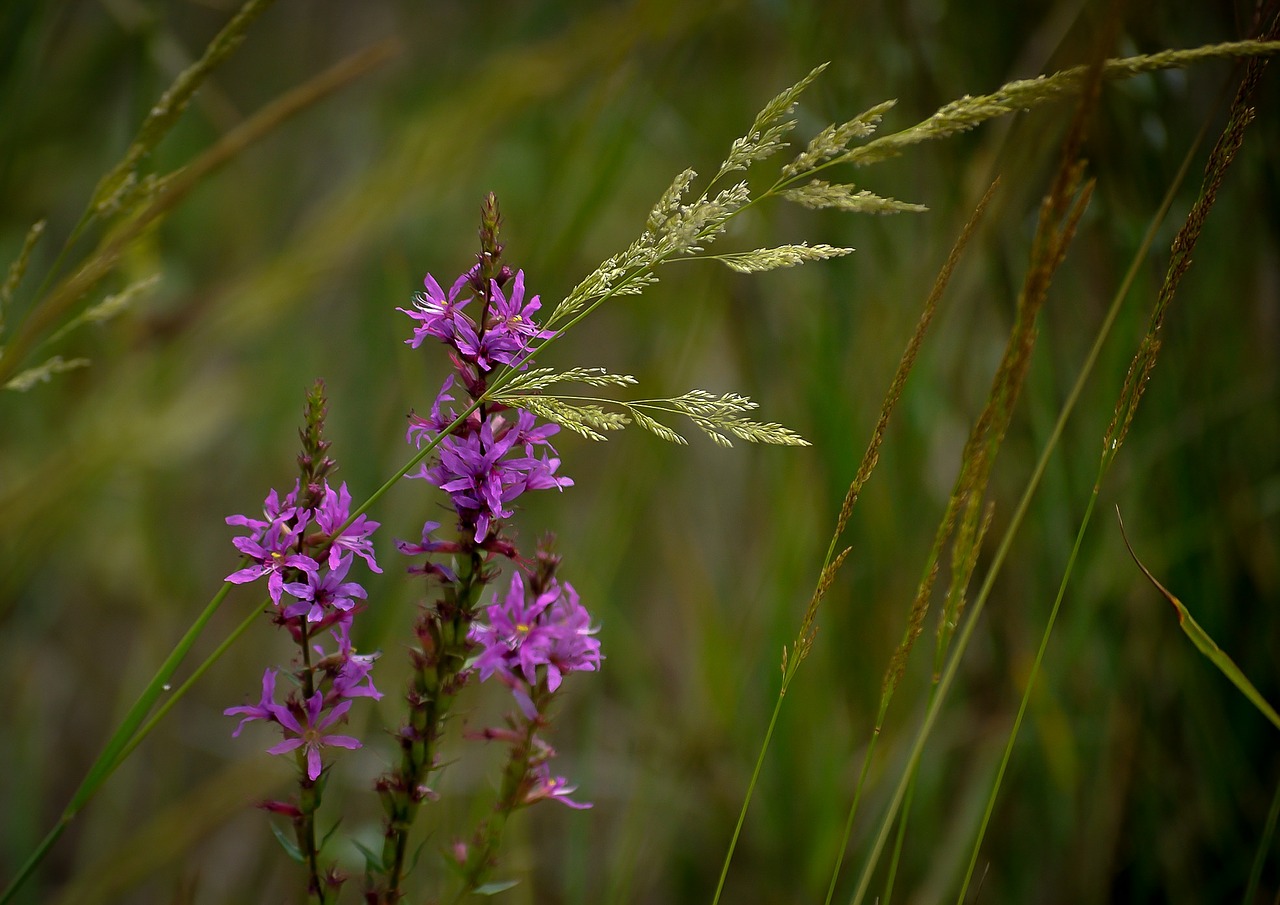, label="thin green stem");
[710,689,787,905]
[0,580,235,905]
[1244,774,1280,905]
[951,98,1202,905]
